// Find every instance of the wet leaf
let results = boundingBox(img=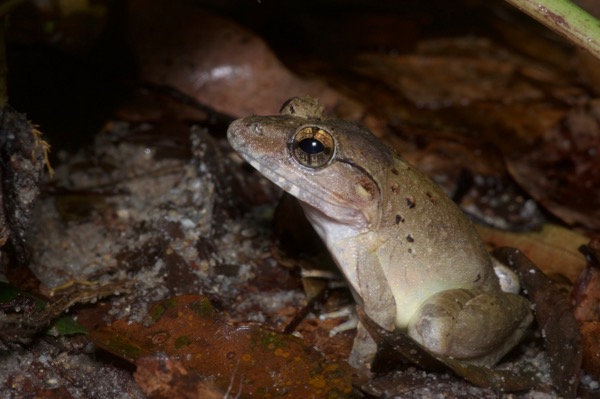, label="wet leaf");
[493,247,582,398]
[89,295,353,398]
[134,354,227,399]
